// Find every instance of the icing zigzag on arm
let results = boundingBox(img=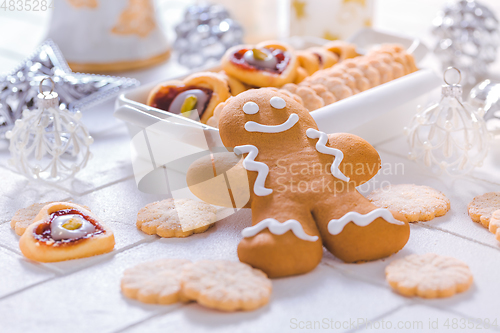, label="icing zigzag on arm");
[328,208,405,235]
[234,145,273,196]
[306,128,350,182]
[242,218,319,242]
